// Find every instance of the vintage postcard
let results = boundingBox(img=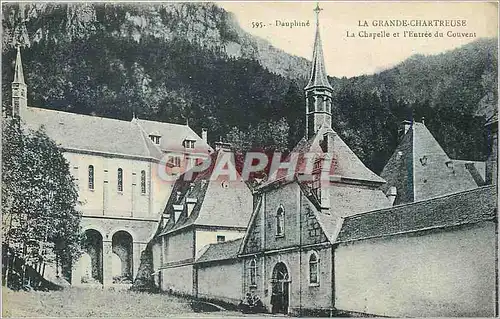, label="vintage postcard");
[1,1,498,318]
